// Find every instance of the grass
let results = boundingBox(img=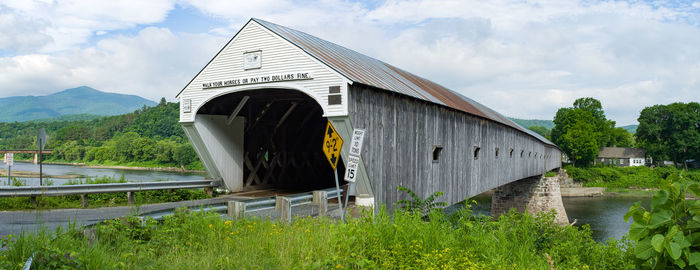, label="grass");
[43,158,206,171]
[0,176,211,210]
[544,171,557,177]
[564,165,700,189]
[0,207,635,269]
